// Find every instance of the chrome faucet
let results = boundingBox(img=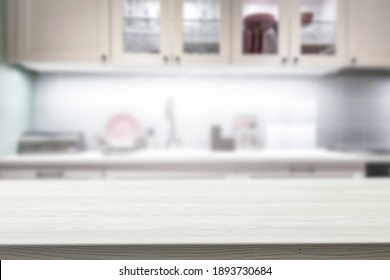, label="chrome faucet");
[166,98,181,149]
